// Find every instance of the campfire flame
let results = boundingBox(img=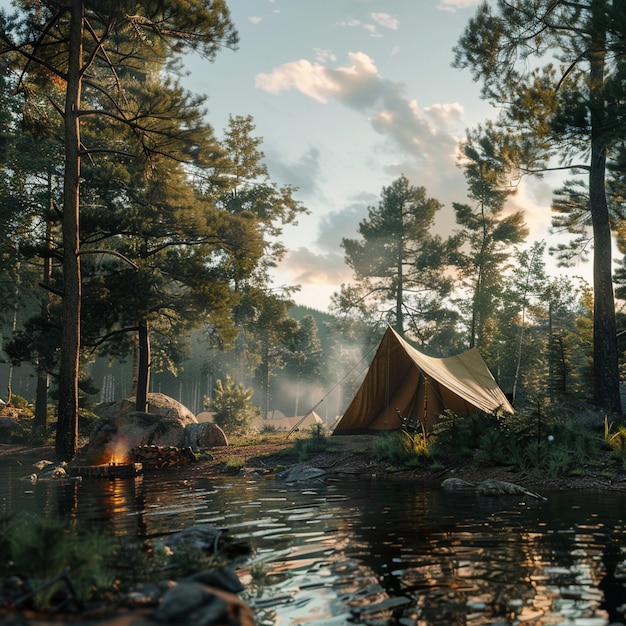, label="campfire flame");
[107,439,130,465]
